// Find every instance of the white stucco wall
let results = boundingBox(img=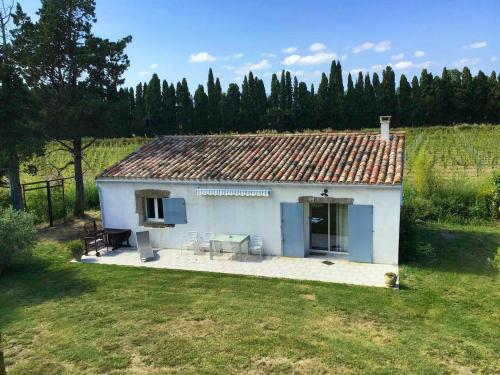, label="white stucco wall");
[96,179,402,265]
